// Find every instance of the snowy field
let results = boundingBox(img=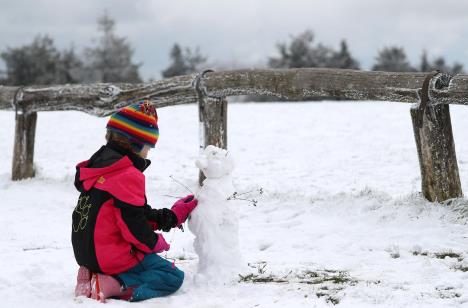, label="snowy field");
[1,102,468,307]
